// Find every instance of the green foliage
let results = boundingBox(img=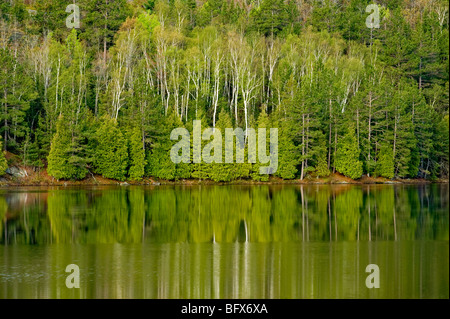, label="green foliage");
[94,116,129,181]
[274,116,298,179]
[128,127,147,181]
[0,48,37,153]
[434,115,449,178]
[315,156,330,178]
[209,108,233,182]
[0,138,8,176]
[376,145,395,179]
[79,0,132,54]
[144,0,156,12]
[21,130,43,169]
[47,115,88,180]
[32,0,71,40]
[146,110,181,181]
[252,109,270,181]
[5,184,448,245]
[335,127,363,179]
[251,0,288,36]
[0,0,448,182]
[137,12,160,33]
